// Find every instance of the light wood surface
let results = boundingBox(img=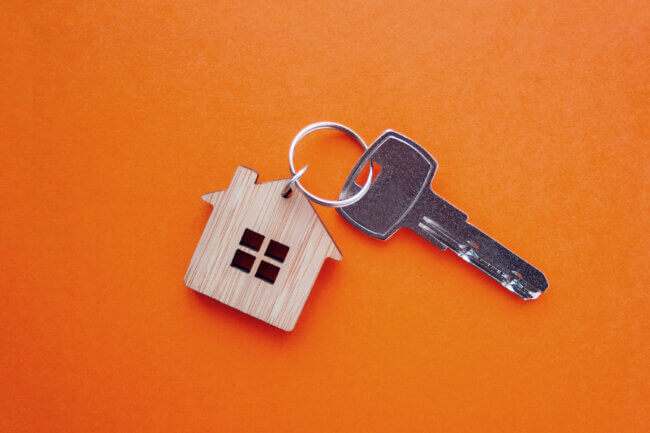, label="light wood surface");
[184,166,342,331]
